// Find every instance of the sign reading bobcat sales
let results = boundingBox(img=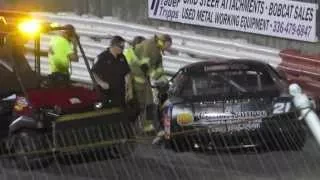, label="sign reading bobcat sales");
[148,0,318,42]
